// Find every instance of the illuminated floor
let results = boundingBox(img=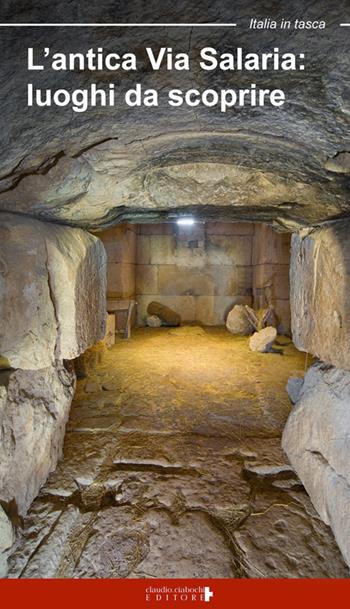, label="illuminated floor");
[8,328,349,578]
